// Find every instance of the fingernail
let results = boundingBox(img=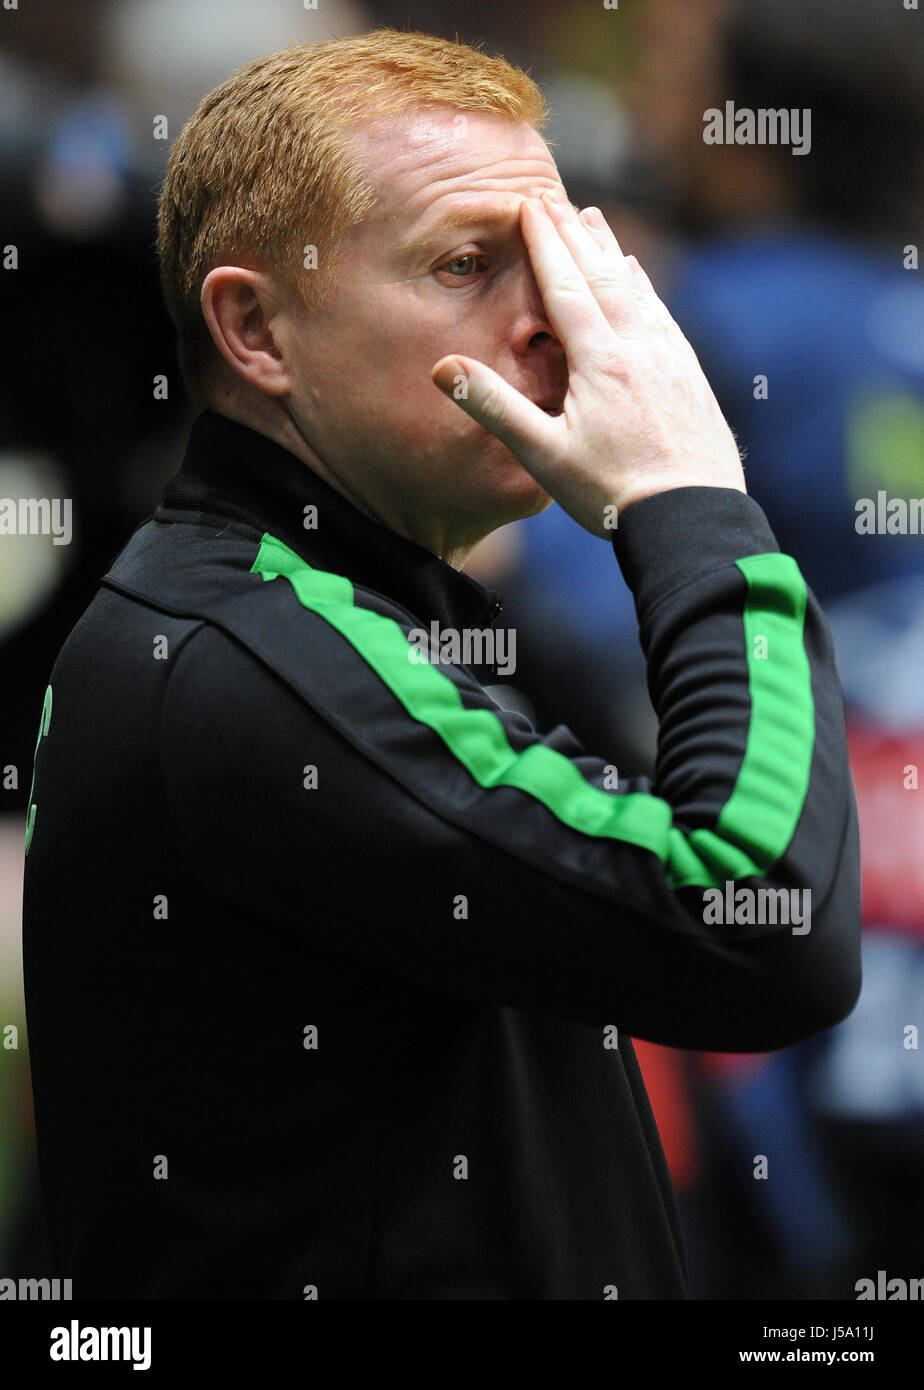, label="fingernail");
[431,359,461,392]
